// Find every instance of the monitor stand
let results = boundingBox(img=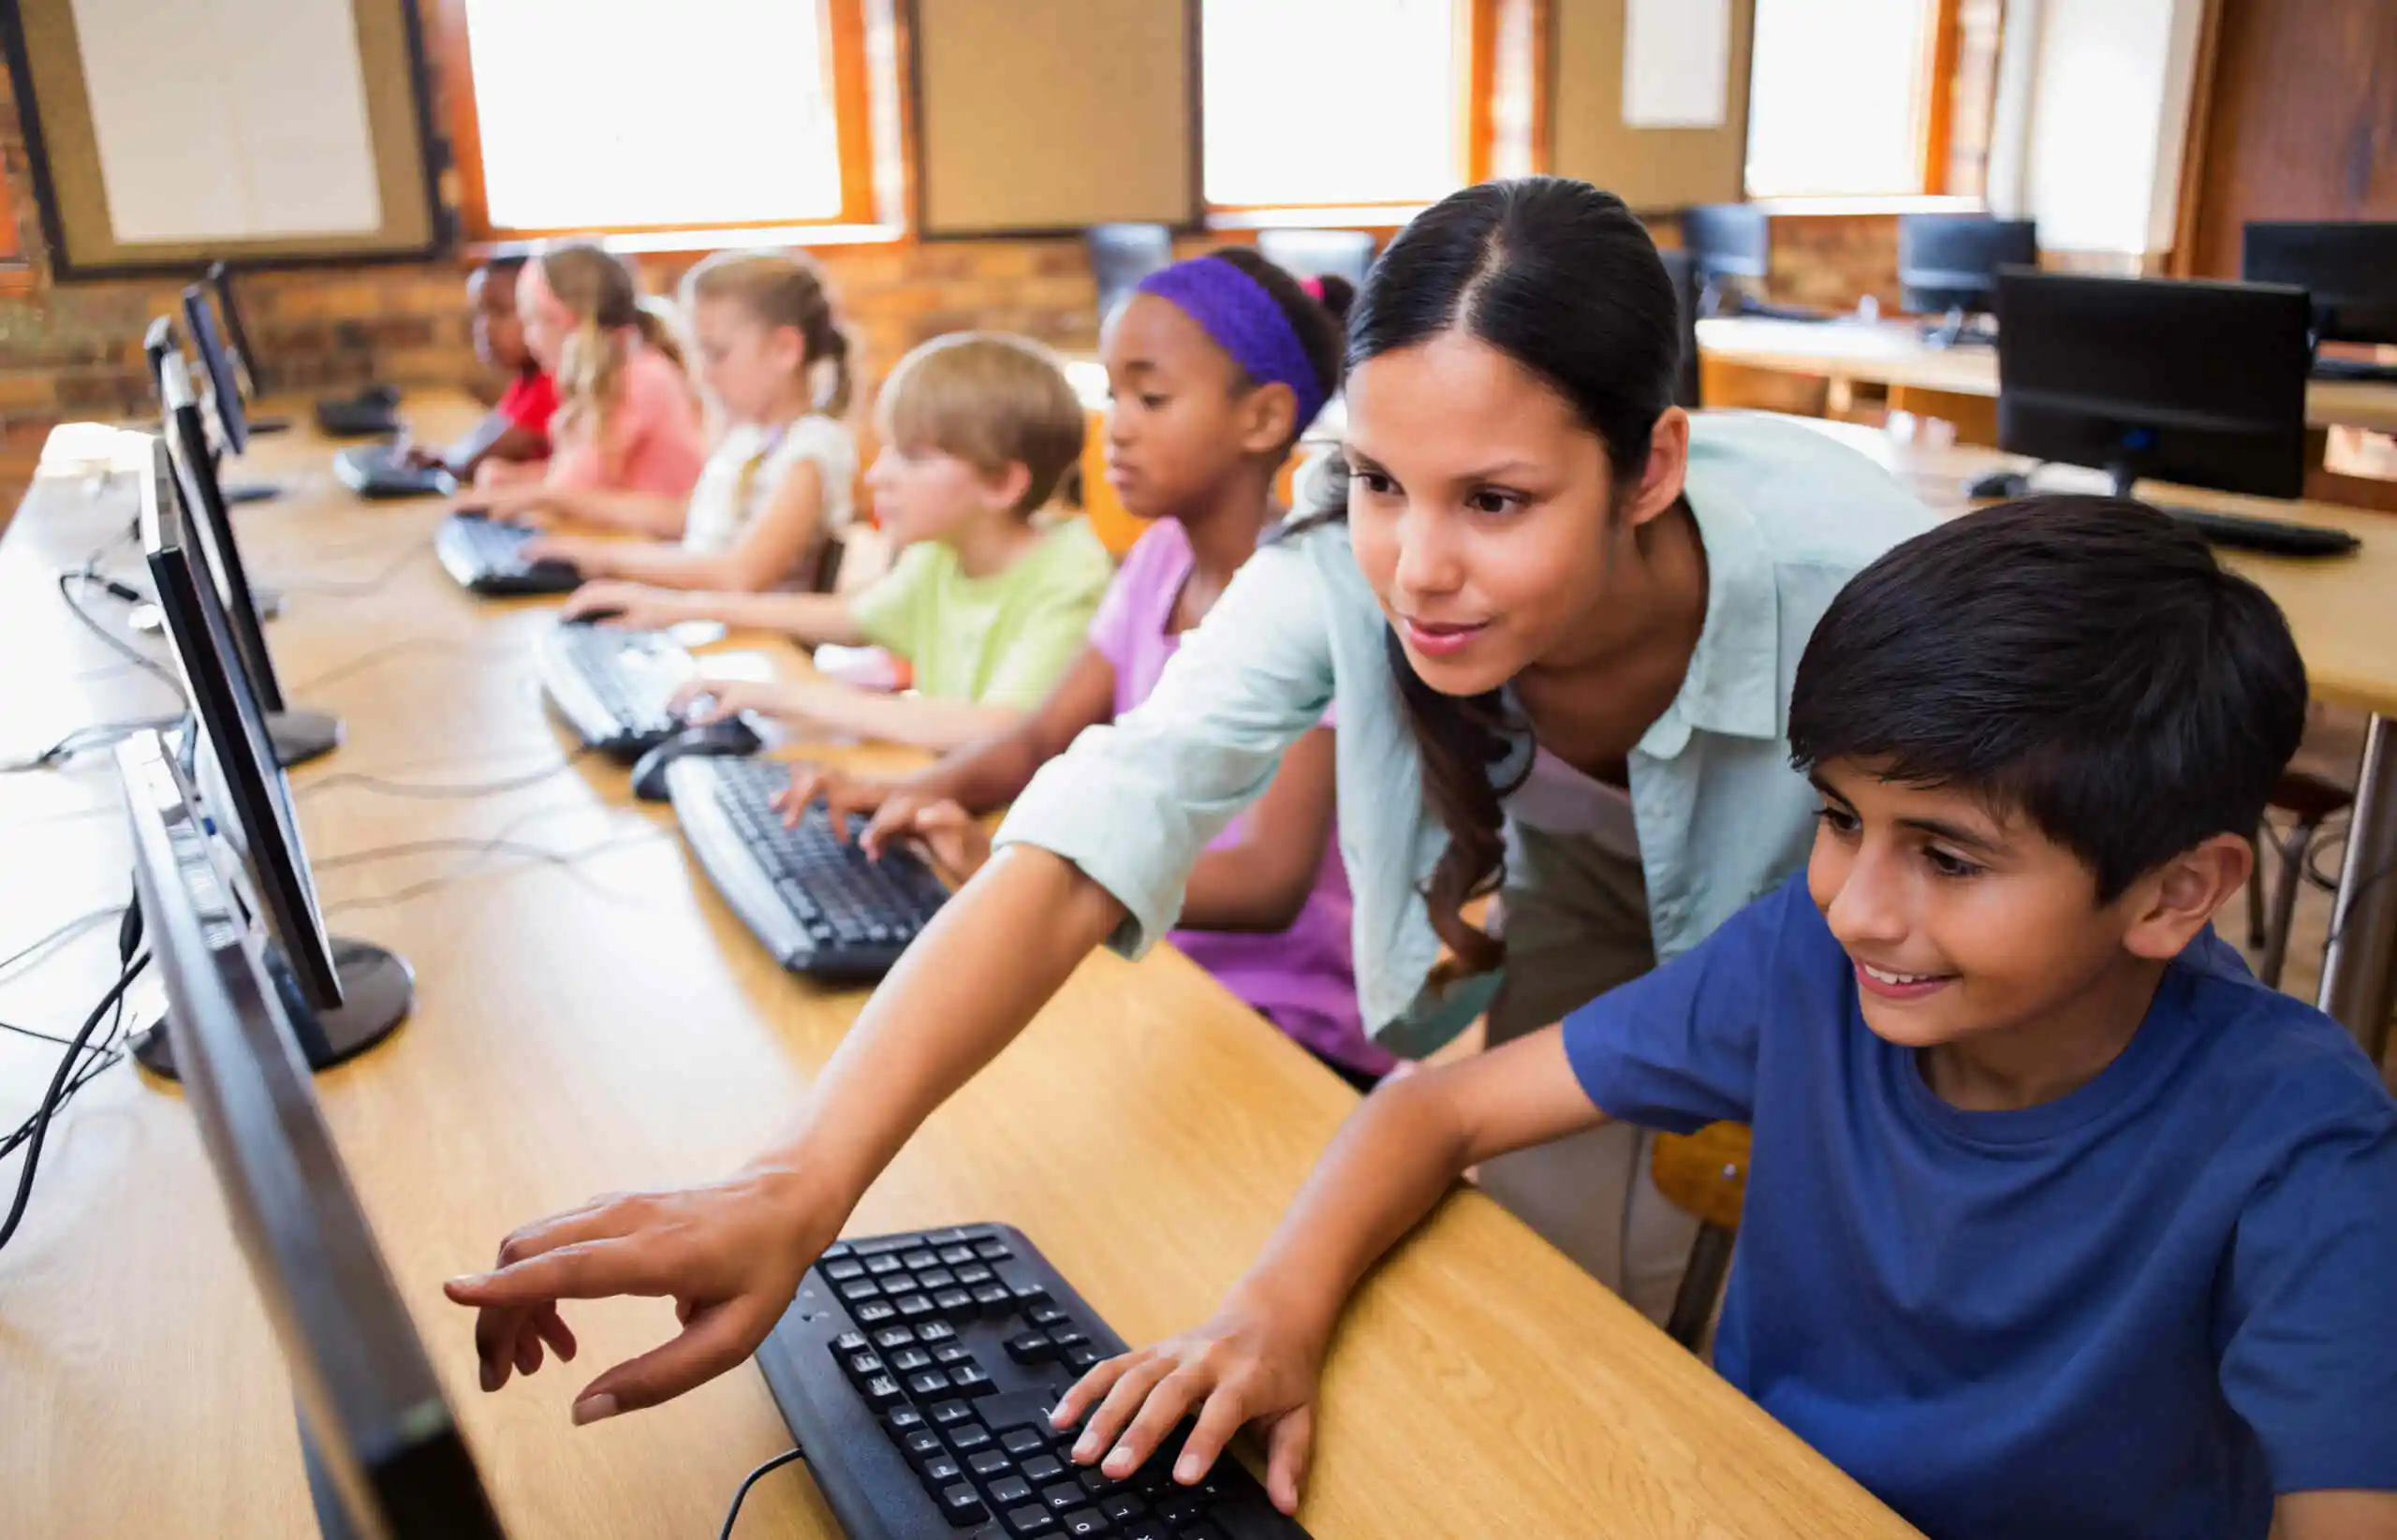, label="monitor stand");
[133,937,414,1080]
[1919,308,1998,349]
[267,707,343,768]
